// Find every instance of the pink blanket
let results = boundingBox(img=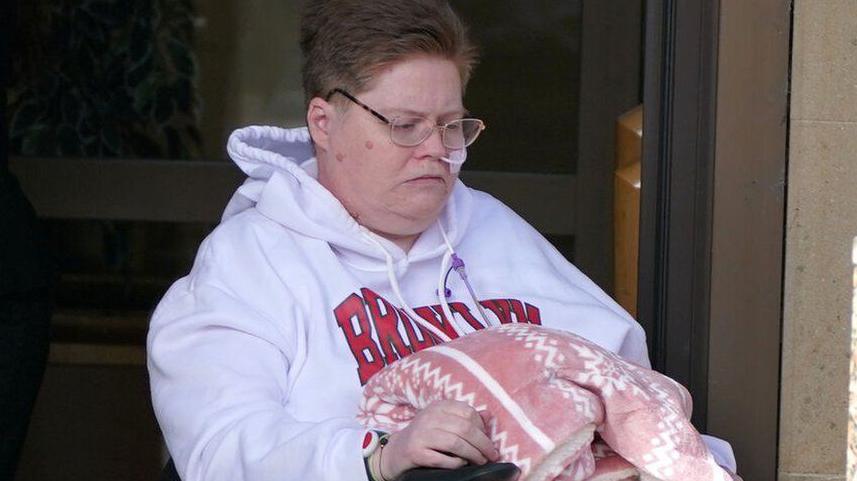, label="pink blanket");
[357,323,737,481]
